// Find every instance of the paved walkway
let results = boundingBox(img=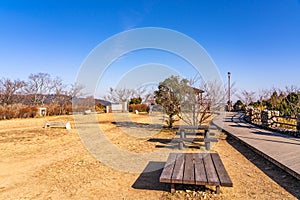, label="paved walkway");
[213,112,300,180]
